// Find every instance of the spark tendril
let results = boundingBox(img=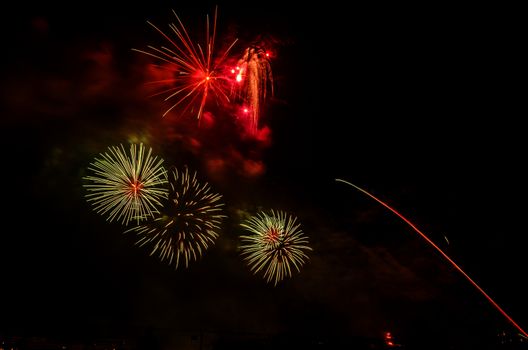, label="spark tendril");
[335,178,528,338]
[239,210,312,286]
[233,45,273,134]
